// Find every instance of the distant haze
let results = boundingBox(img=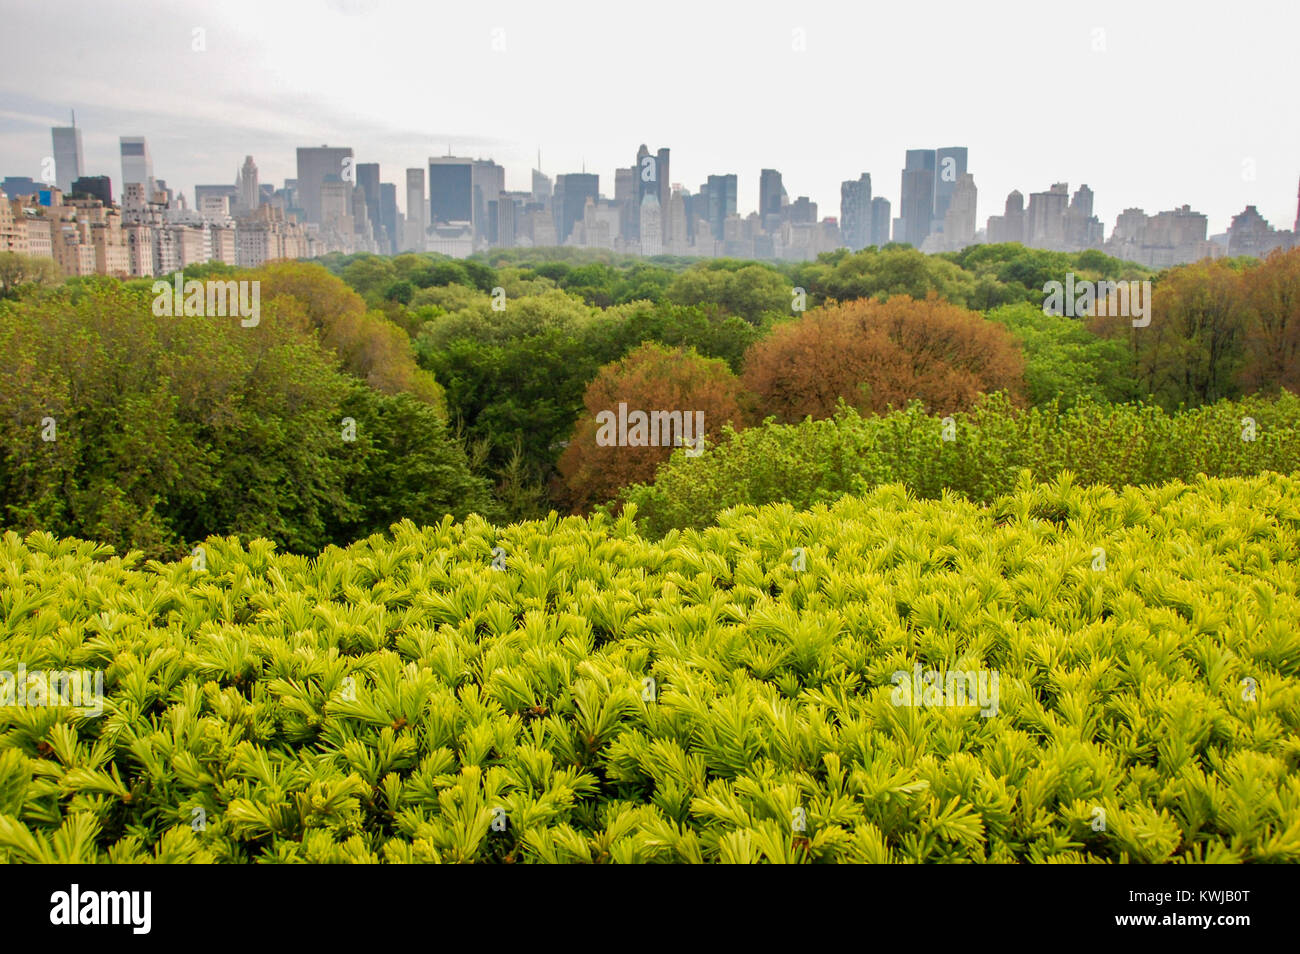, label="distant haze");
[1,0,1296,234]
